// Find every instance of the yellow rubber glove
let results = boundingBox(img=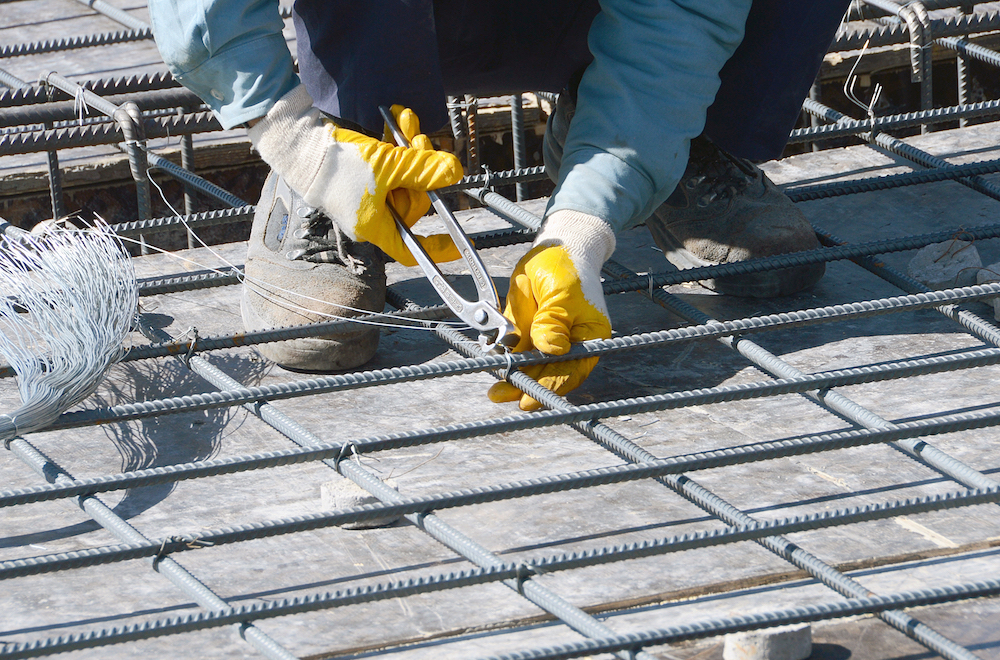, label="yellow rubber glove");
[249,85,464,266]
[488,210,616,411]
